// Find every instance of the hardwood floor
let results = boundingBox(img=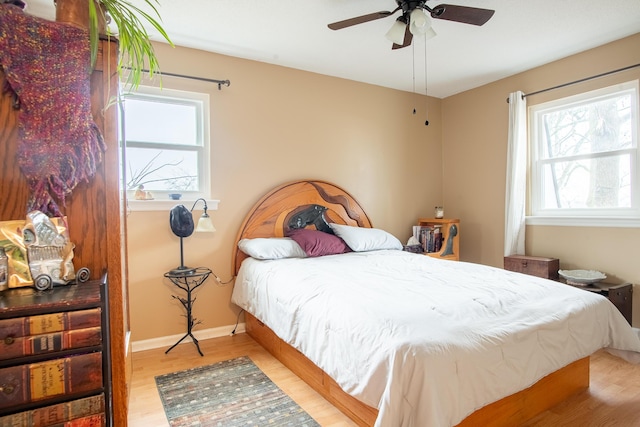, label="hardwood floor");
[128,333,357,426]
[128,334,640,427]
